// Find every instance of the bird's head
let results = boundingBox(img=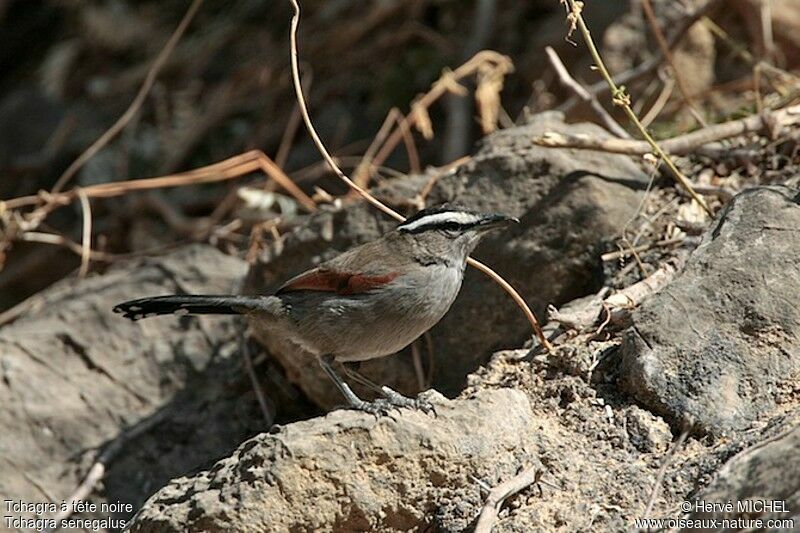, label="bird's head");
[395,204,518,261]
